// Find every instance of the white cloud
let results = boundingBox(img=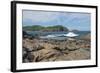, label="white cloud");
[23,10,90,24]
[23,10,60,23]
